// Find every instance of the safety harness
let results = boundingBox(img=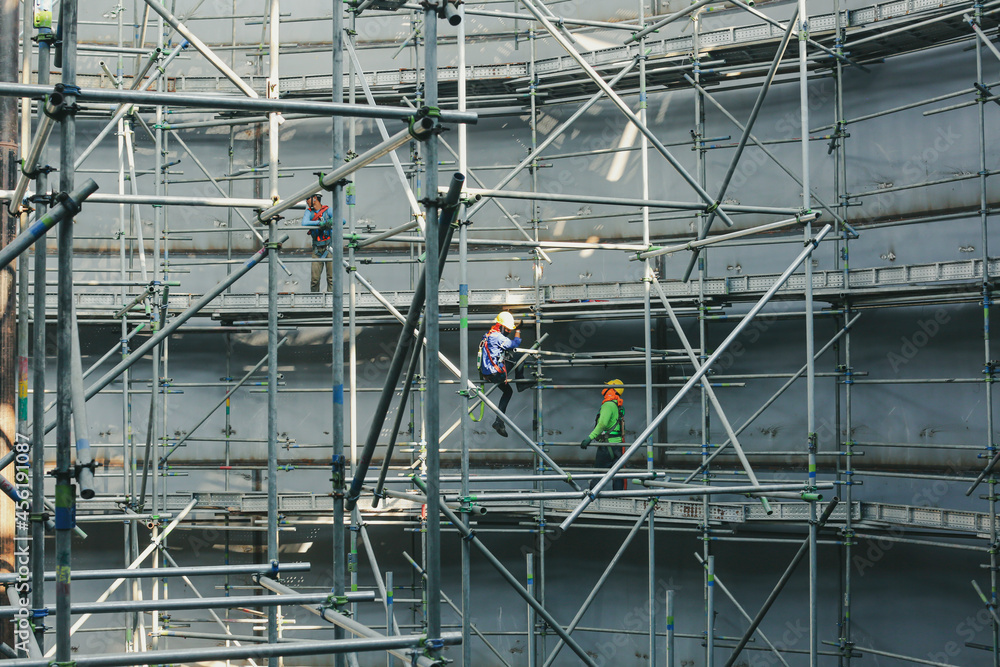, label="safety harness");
[309,205,332,247]
[593,389,624,443]
[477,324,506,378]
